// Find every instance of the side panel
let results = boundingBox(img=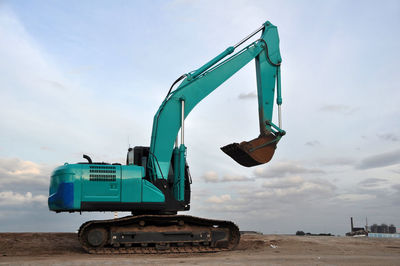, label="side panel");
[49,164,167,211]
[81,165,121,202]
[121,165,144,203]
[142,180,165,202]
